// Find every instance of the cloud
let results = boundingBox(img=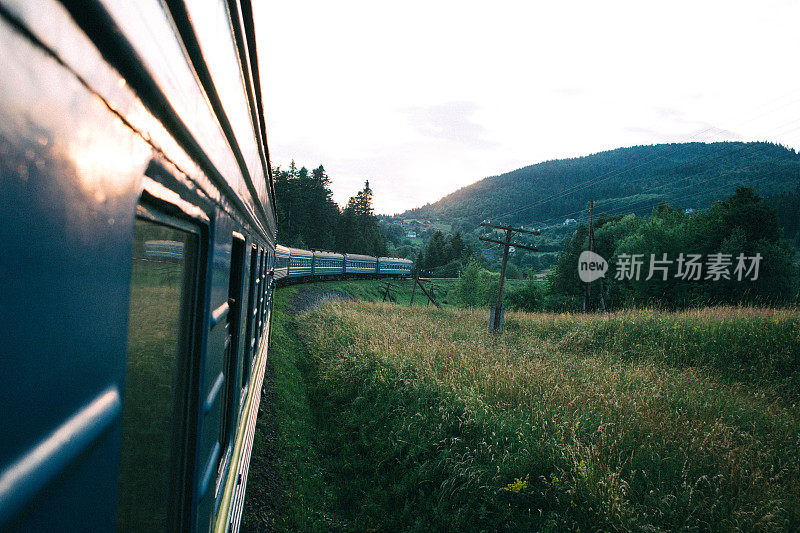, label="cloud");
[625,106,744,144]
[404,102,497,148]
